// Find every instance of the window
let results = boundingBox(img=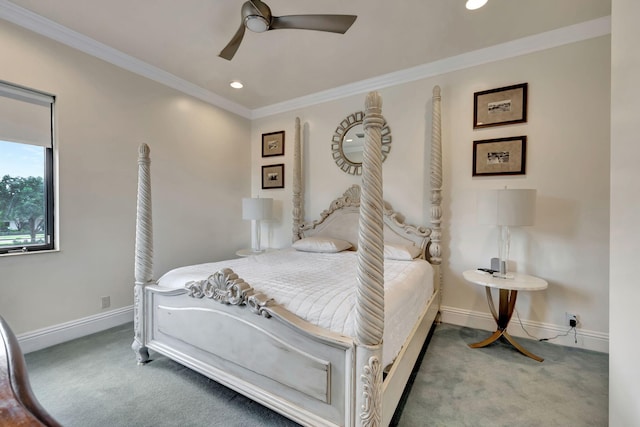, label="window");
[0,81,55,254]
